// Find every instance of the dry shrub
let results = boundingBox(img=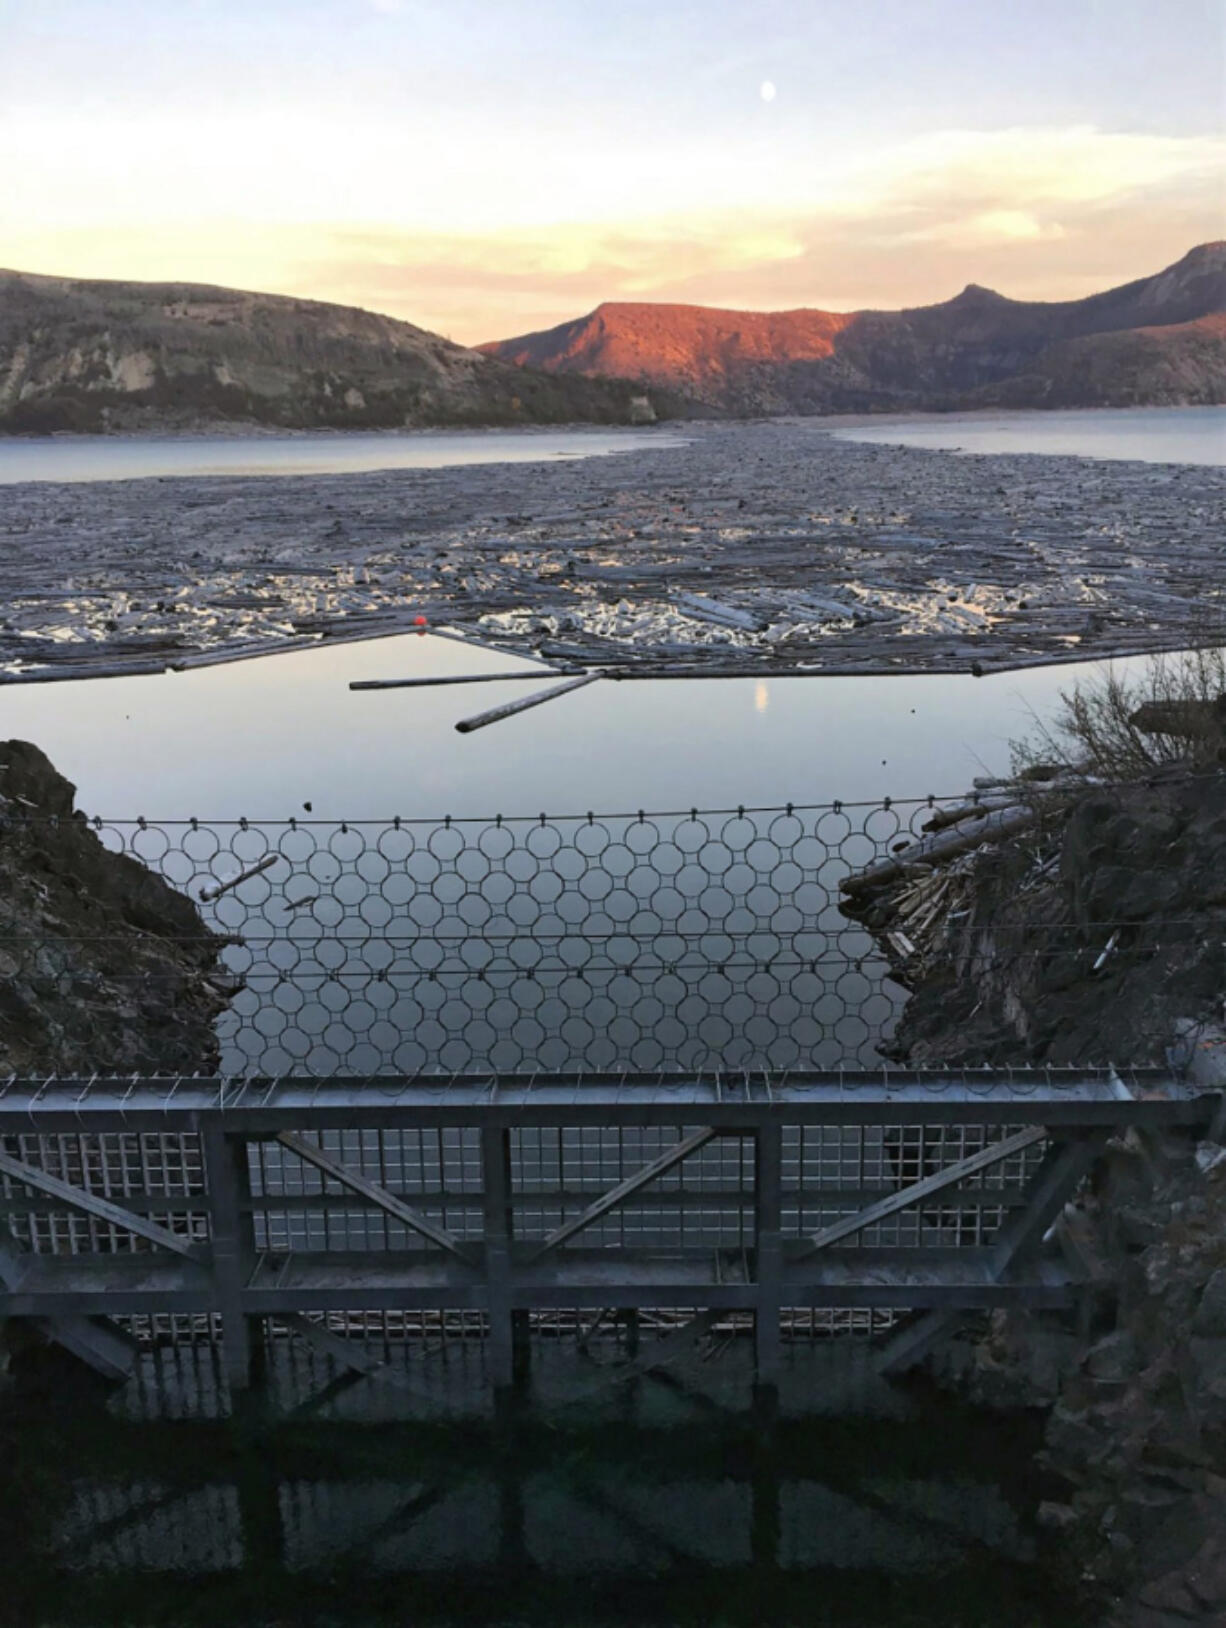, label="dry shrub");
[1012,646,1226,781]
